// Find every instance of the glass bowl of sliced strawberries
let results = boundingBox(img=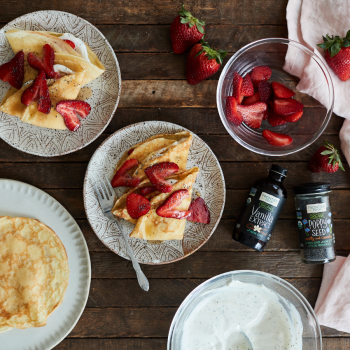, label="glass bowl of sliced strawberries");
[217,38,334,155]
